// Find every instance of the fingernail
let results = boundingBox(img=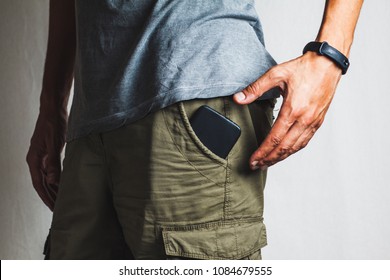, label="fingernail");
[251,161,259,170]
[234,91,246,101]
